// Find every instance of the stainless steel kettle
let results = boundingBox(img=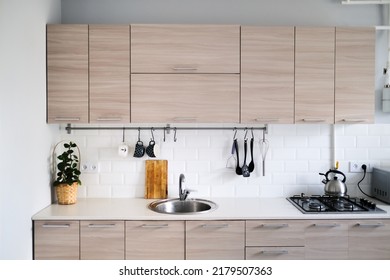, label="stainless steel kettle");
[319,169,347,196]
